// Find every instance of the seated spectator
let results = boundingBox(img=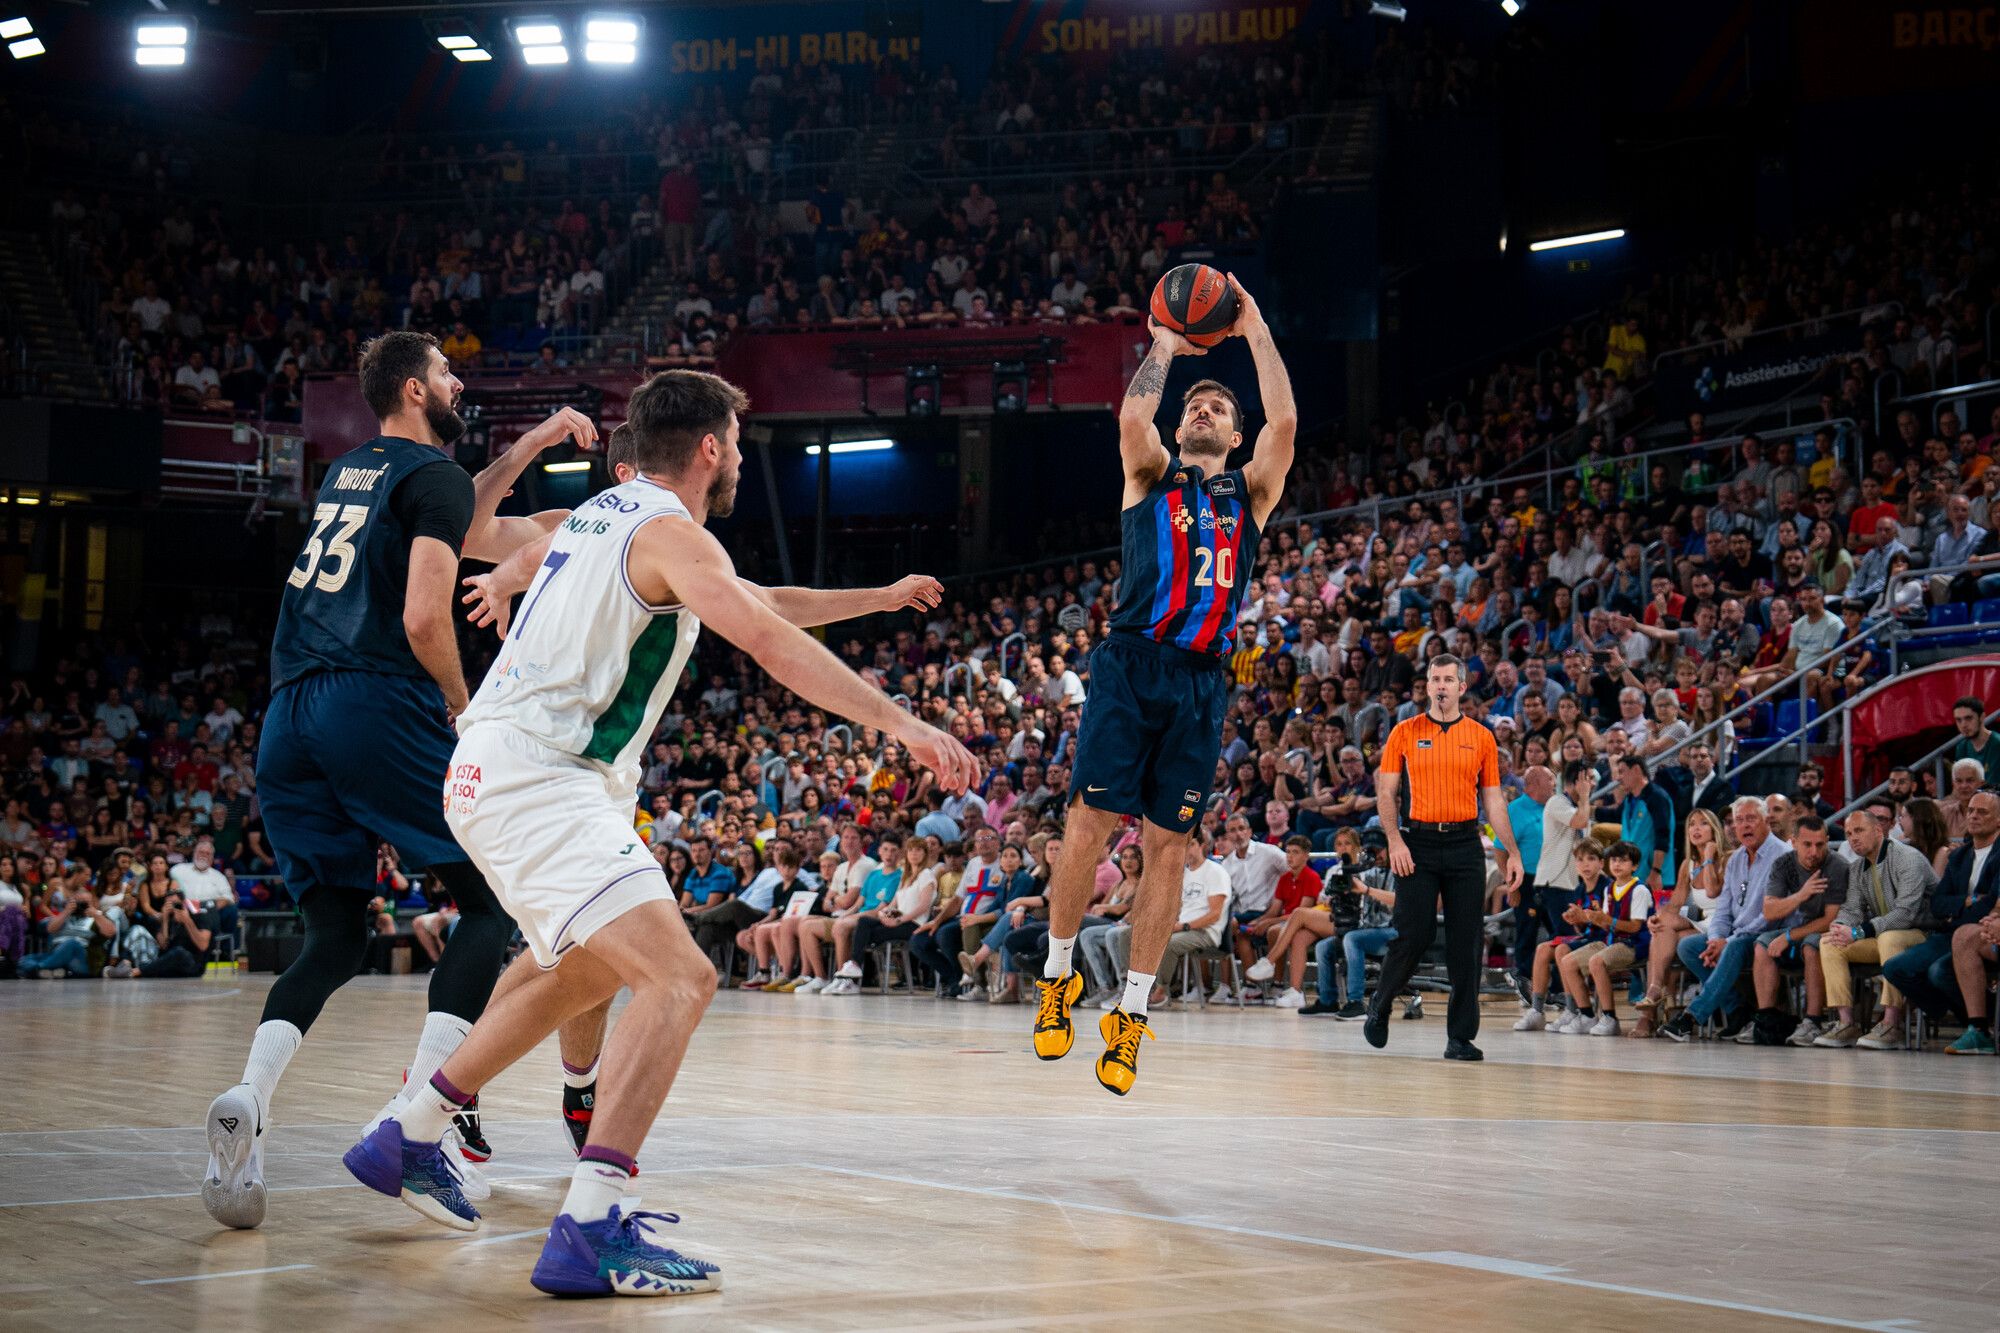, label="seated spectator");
[1233,836,1323,1007]
[1562,840,1655,1036]
[847,838,940,992]
[1634,806,1726,1035]
[799,829,882,994]
[1661,798,1792,1041]
[954,842,1039,1002]
[1311,831,1398,1019]
[1882,789,2000,1040]
[742,845,814,988]
[1154,827,1231,1007]
[105,886,210,978]
[19,881,122,978]
[1515,839,1610,1032]
[1077,845,1142,1008]
[1813,804,1939,1048]
[1746,814,1845,1046]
